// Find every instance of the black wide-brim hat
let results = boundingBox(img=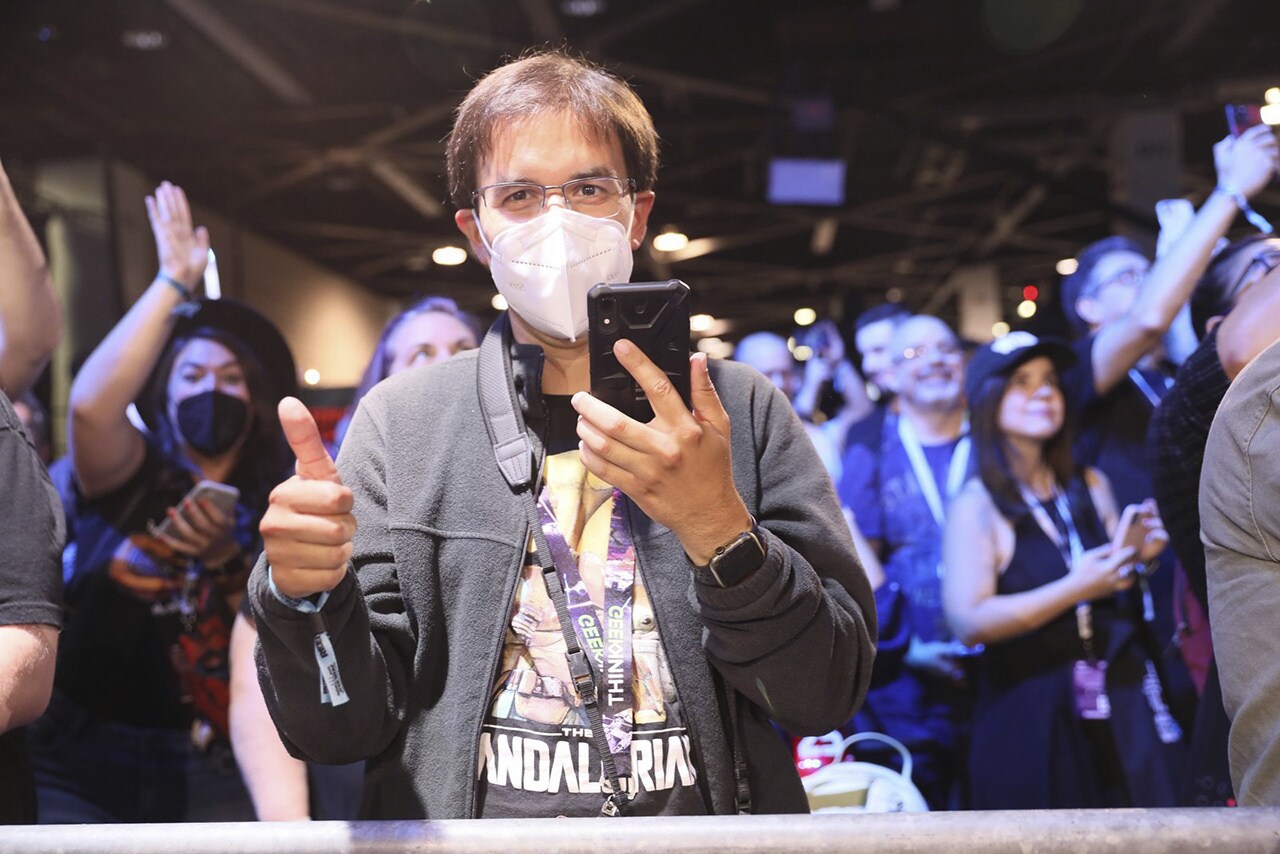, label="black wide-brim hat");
[136,297,298,430]
[964,331,1076,403]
